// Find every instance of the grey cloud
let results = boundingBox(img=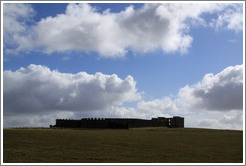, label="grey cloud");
[3,64,141,116]
[178,65,243,111]
[3,111,75,128]
[193,65,243,111]
[193,82,243,111]
[119,5,170,52]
